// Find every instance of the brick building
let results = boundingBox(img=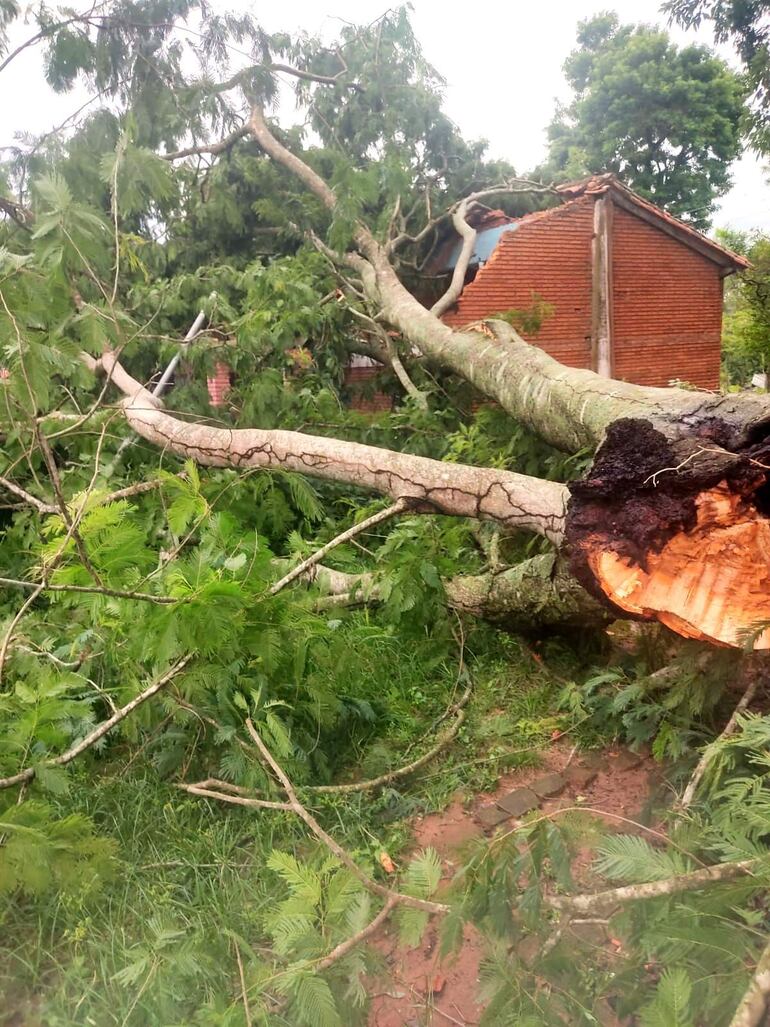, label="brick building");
[439,174,749,389]
[210,174,748,408]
